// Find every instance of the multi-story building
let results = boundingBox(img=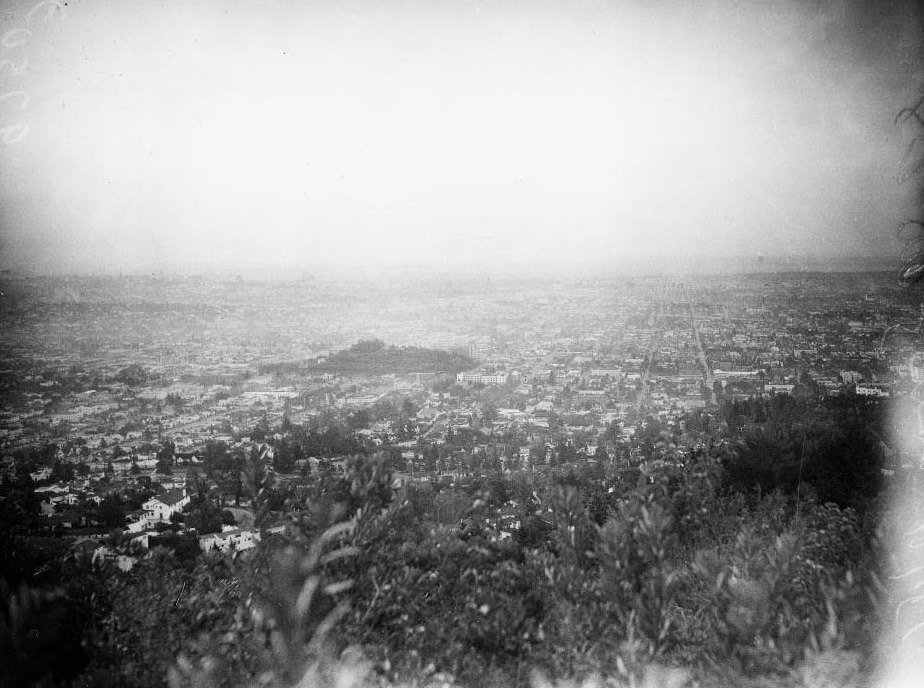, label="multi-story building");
[142,488,190,523]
